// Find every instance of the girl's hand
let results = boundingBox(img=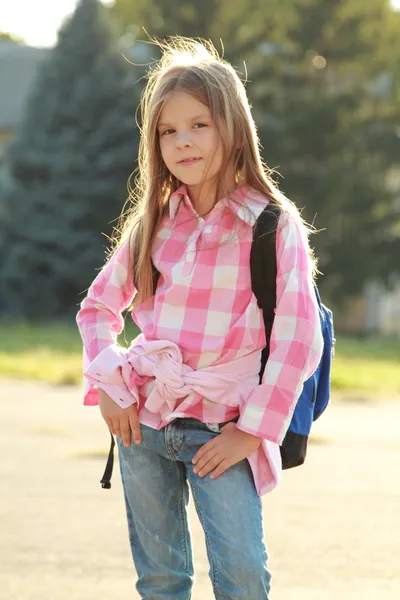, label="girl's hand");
[98,389,141,447]
[192,422,261,480]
